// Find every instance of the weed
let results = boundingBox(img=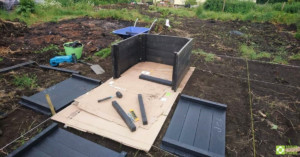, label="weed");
[193,49,216,62]
[295,32,300,40]
[34,44,59,53]
[16,0,36,17]
[240,44,272,60]
[288,53,300,60]
[273,2,300,13]
[56,51,65,56]
[204,0,256,13]
[257,52,271,59]
[94,48,111,58]
[272,56,288,64]
[84,55,93,61]
[196,5,204,16]
[0,57,3,62]
[13,74,38,89]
